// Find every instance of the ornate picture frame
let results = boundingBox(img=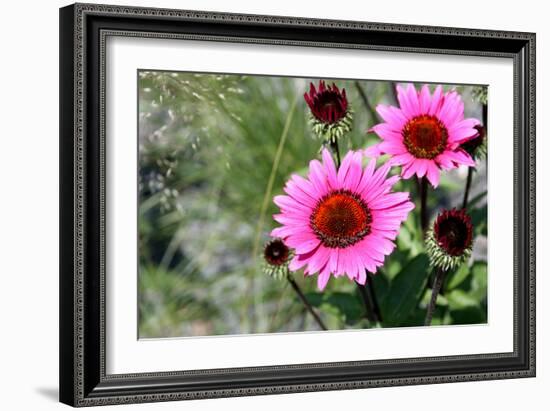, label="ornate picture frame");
[59,3,535,407]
